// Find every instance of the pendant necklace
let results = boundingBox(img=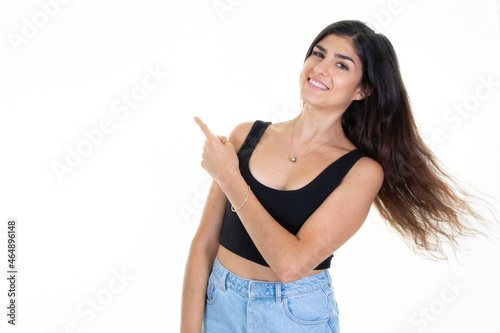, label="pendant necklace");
[288,118,342,163]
